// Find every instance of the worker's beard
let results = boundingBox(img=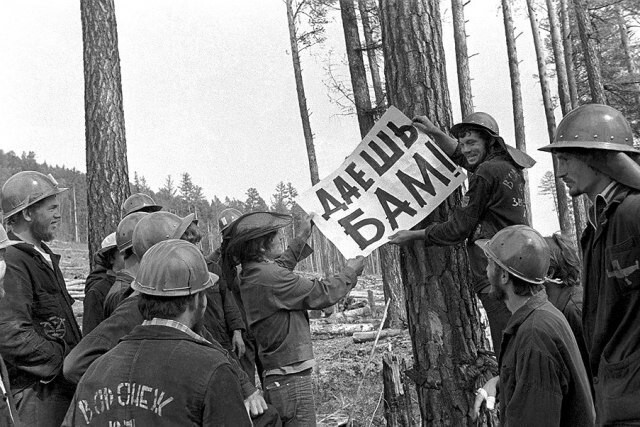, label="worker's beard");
[489,281,507,302]
[30,218,55,243]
